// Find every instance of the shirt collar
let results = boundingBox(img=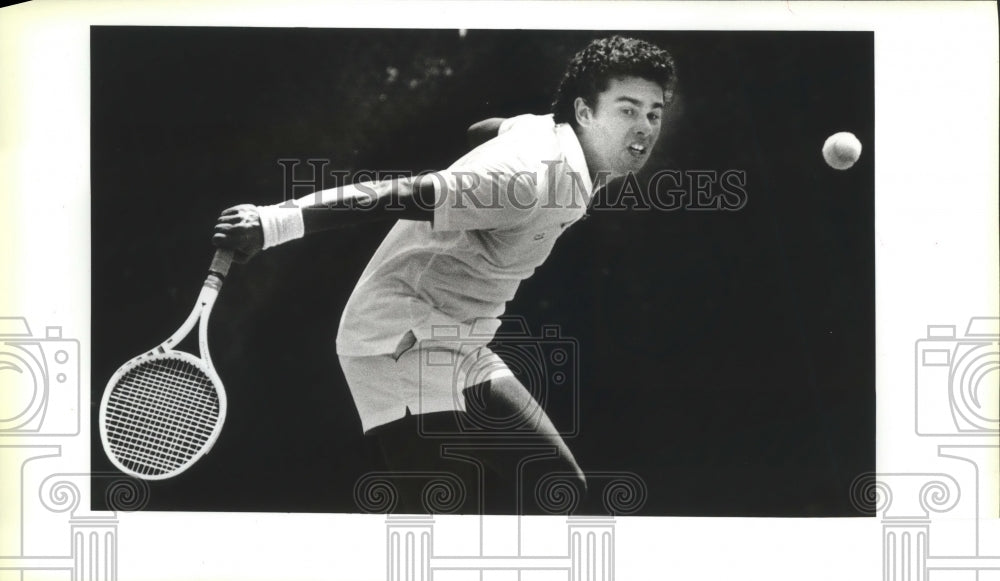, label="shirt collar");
[554,121,595,198]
